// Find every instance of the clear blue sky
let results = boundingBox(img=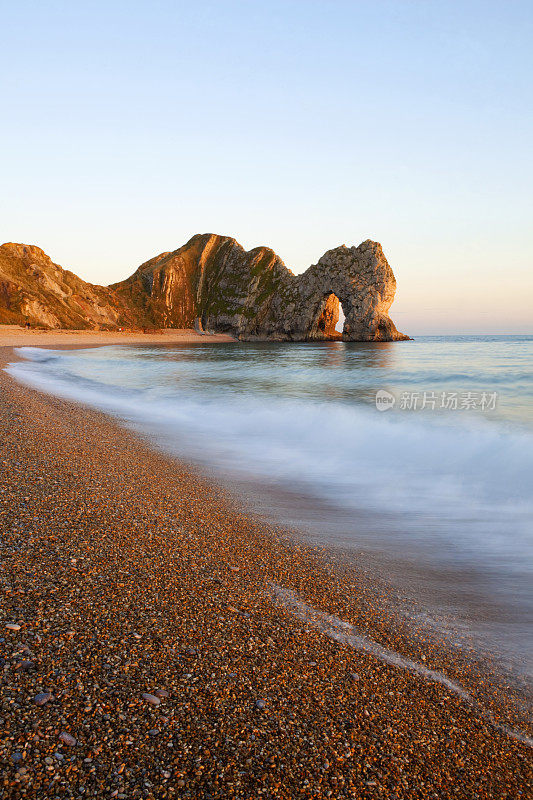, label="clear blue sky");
[1,0,532,334]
